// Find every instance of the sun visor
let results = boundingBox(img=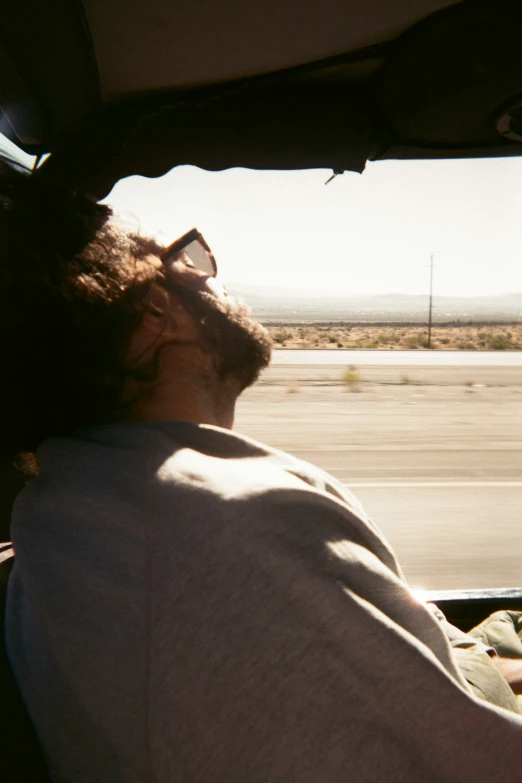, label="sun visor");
[373,0,522,155]
[39,87,374,199]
